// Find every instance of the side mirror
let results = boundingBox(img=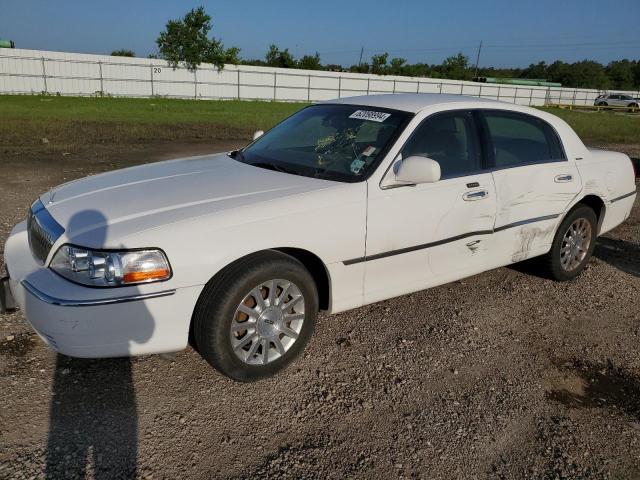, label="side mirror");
[395,156,441,184]
[253,130,264,141]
